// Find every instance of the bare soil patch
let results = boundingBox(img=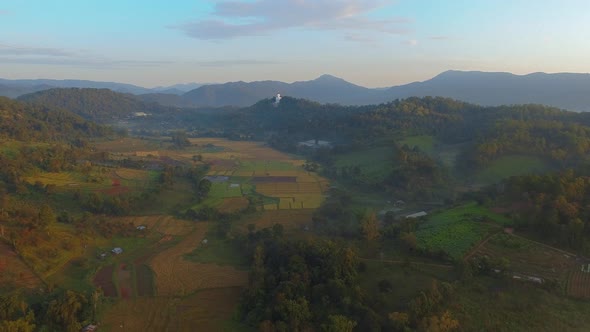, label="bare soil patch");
[253,176,297,183]
[93,265,117,297]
